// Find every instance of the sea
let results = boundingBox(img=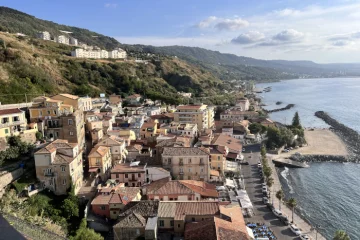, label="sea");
[257,78,360,239]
